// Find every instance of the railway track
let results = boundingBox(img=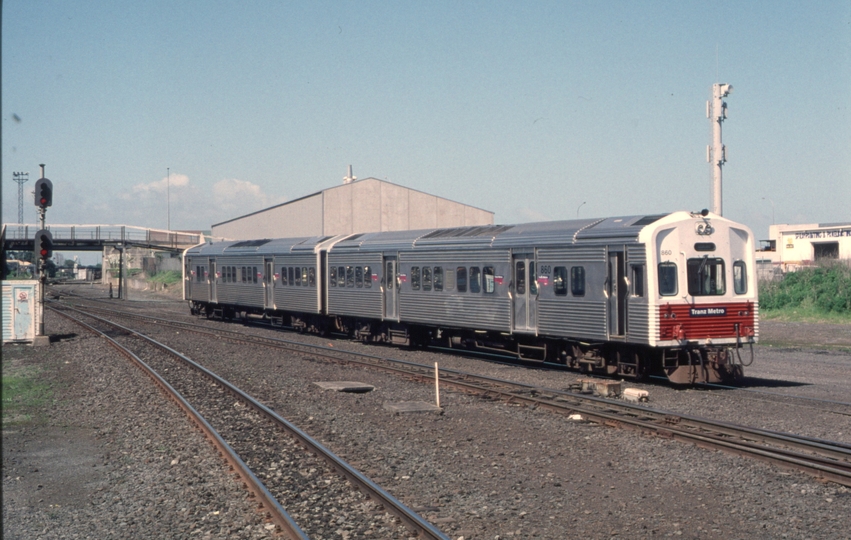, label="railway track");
[49,303,449,540]
[54,298,851,489]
